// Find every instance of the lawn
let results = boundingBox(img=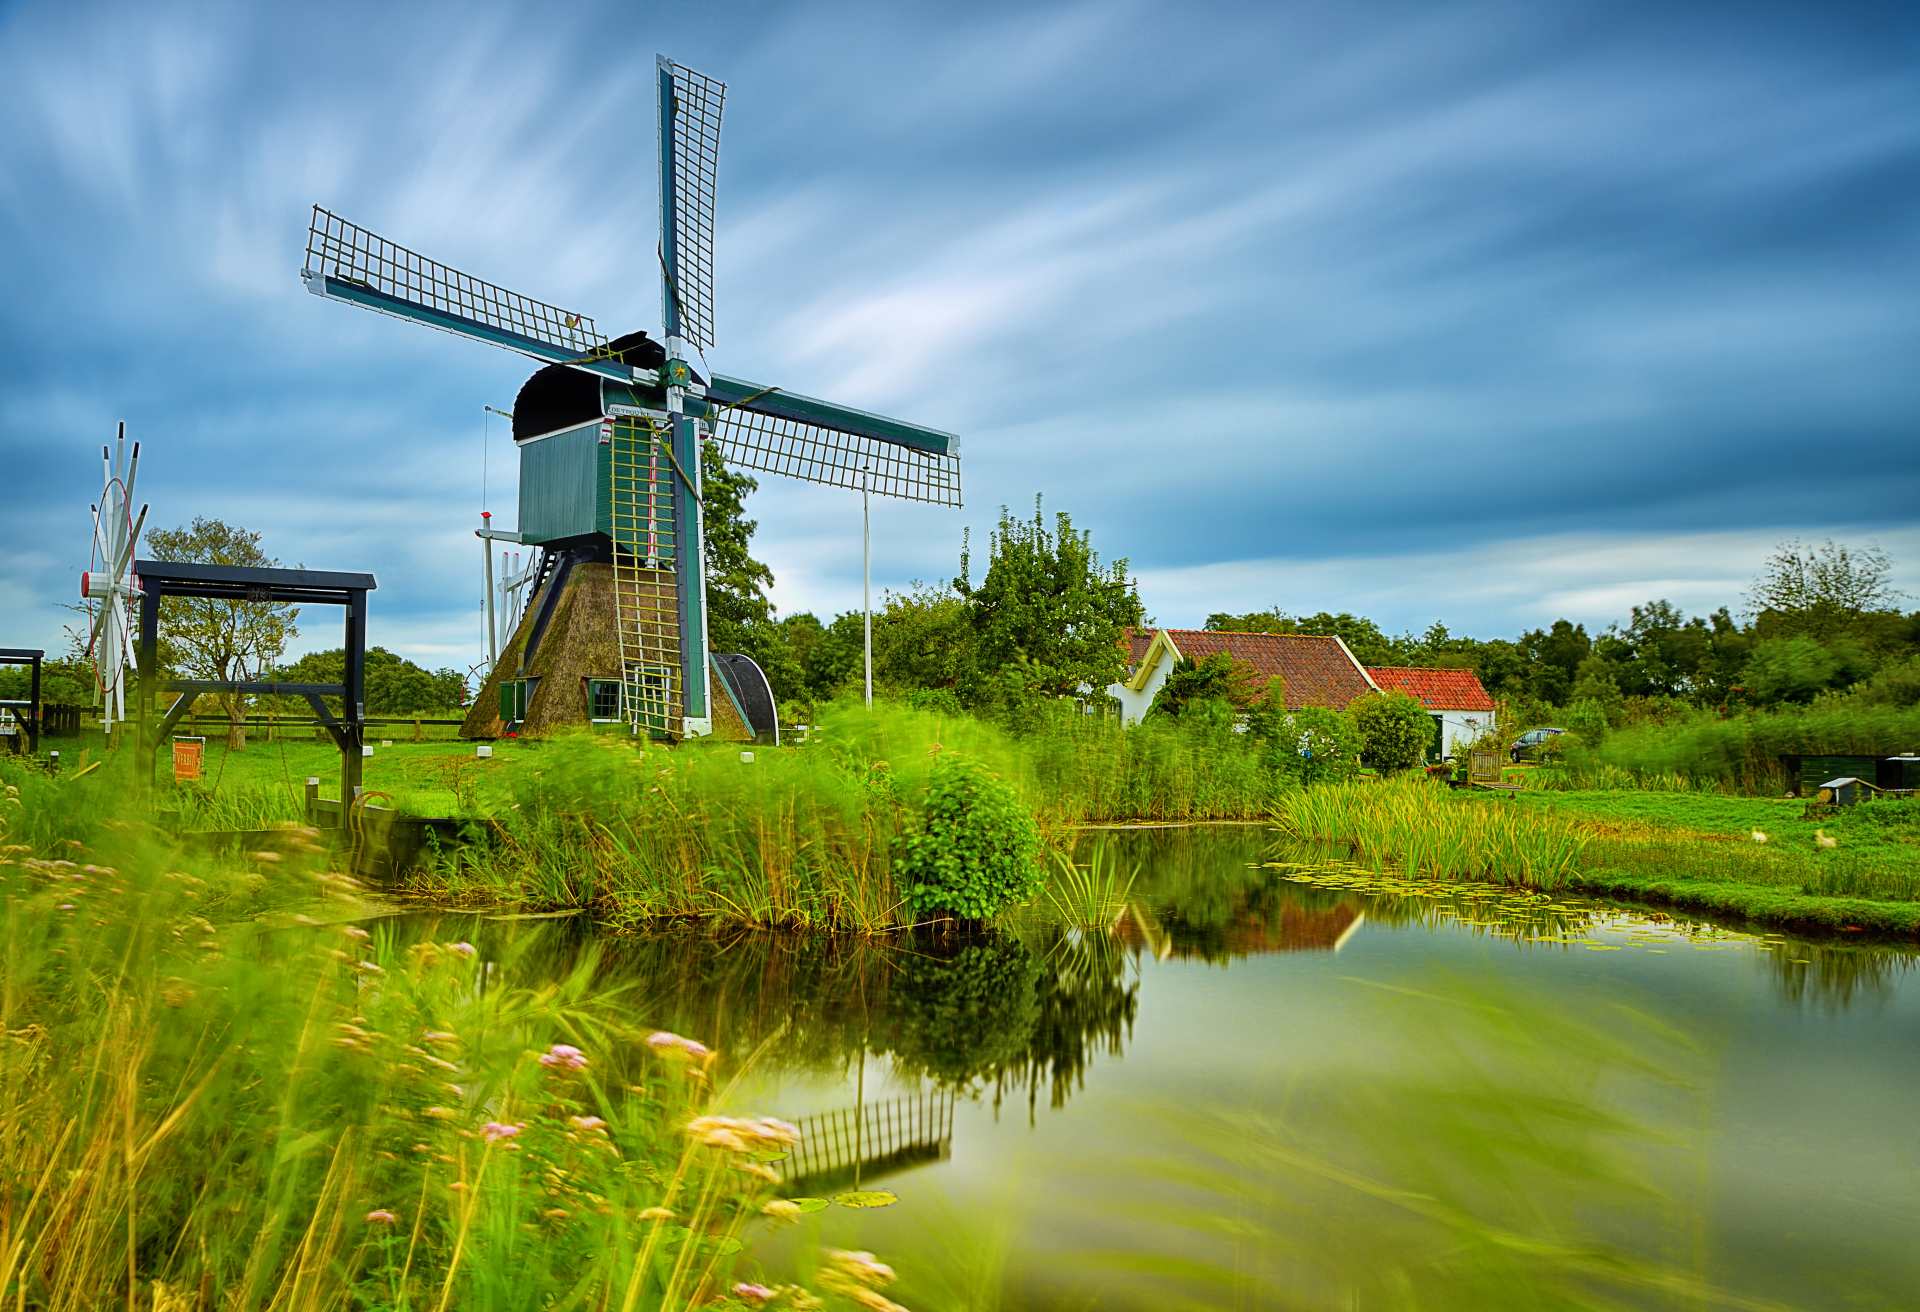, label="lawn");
[1519,788,1920,932]
[162,737,545,823]
[1279,781,1920,937]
